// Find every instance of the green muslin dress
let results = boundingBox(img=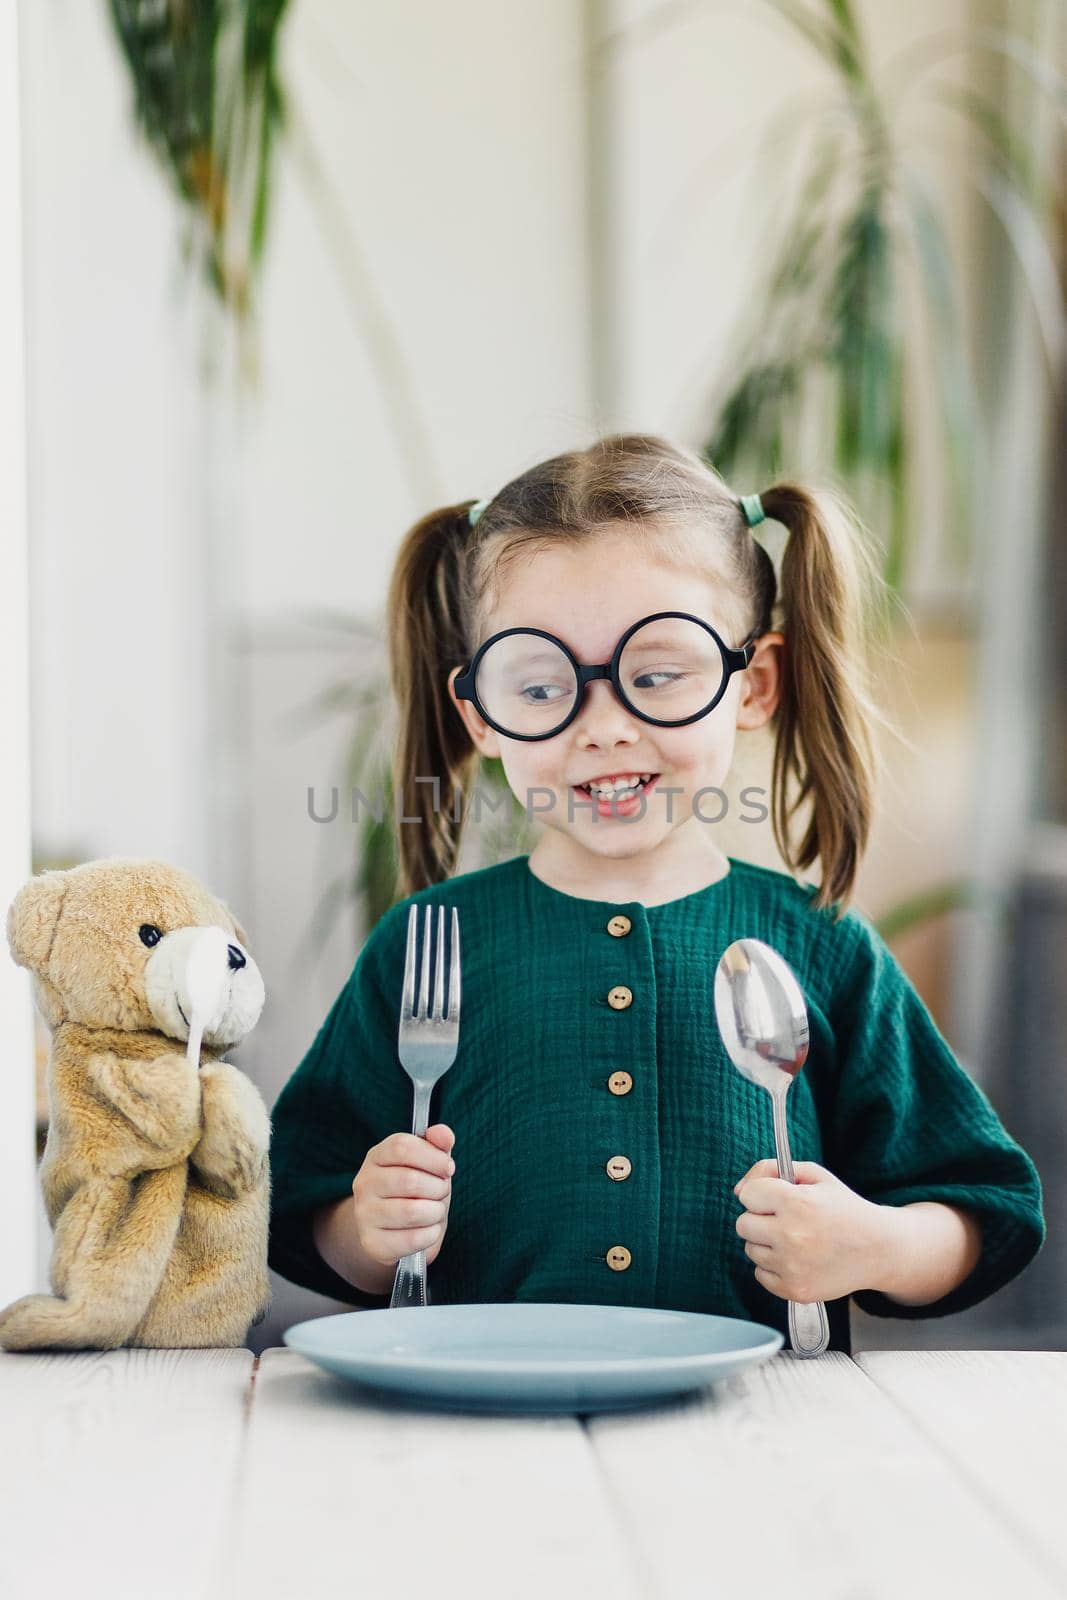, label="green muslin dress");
[267,853,1046,1354]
